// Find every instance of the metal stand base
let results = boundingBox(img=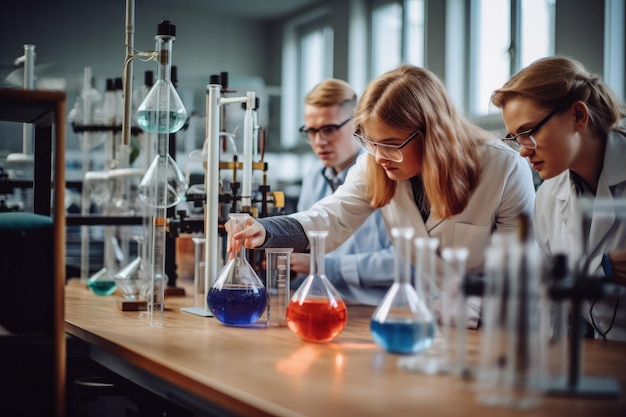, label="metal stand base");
[546,376,621,399]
